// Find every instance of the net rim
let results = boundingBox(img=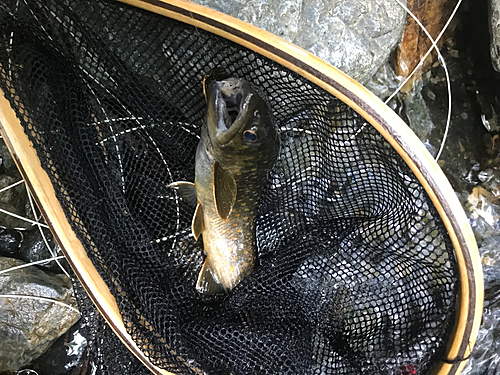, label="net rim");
[0,0,483,374]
